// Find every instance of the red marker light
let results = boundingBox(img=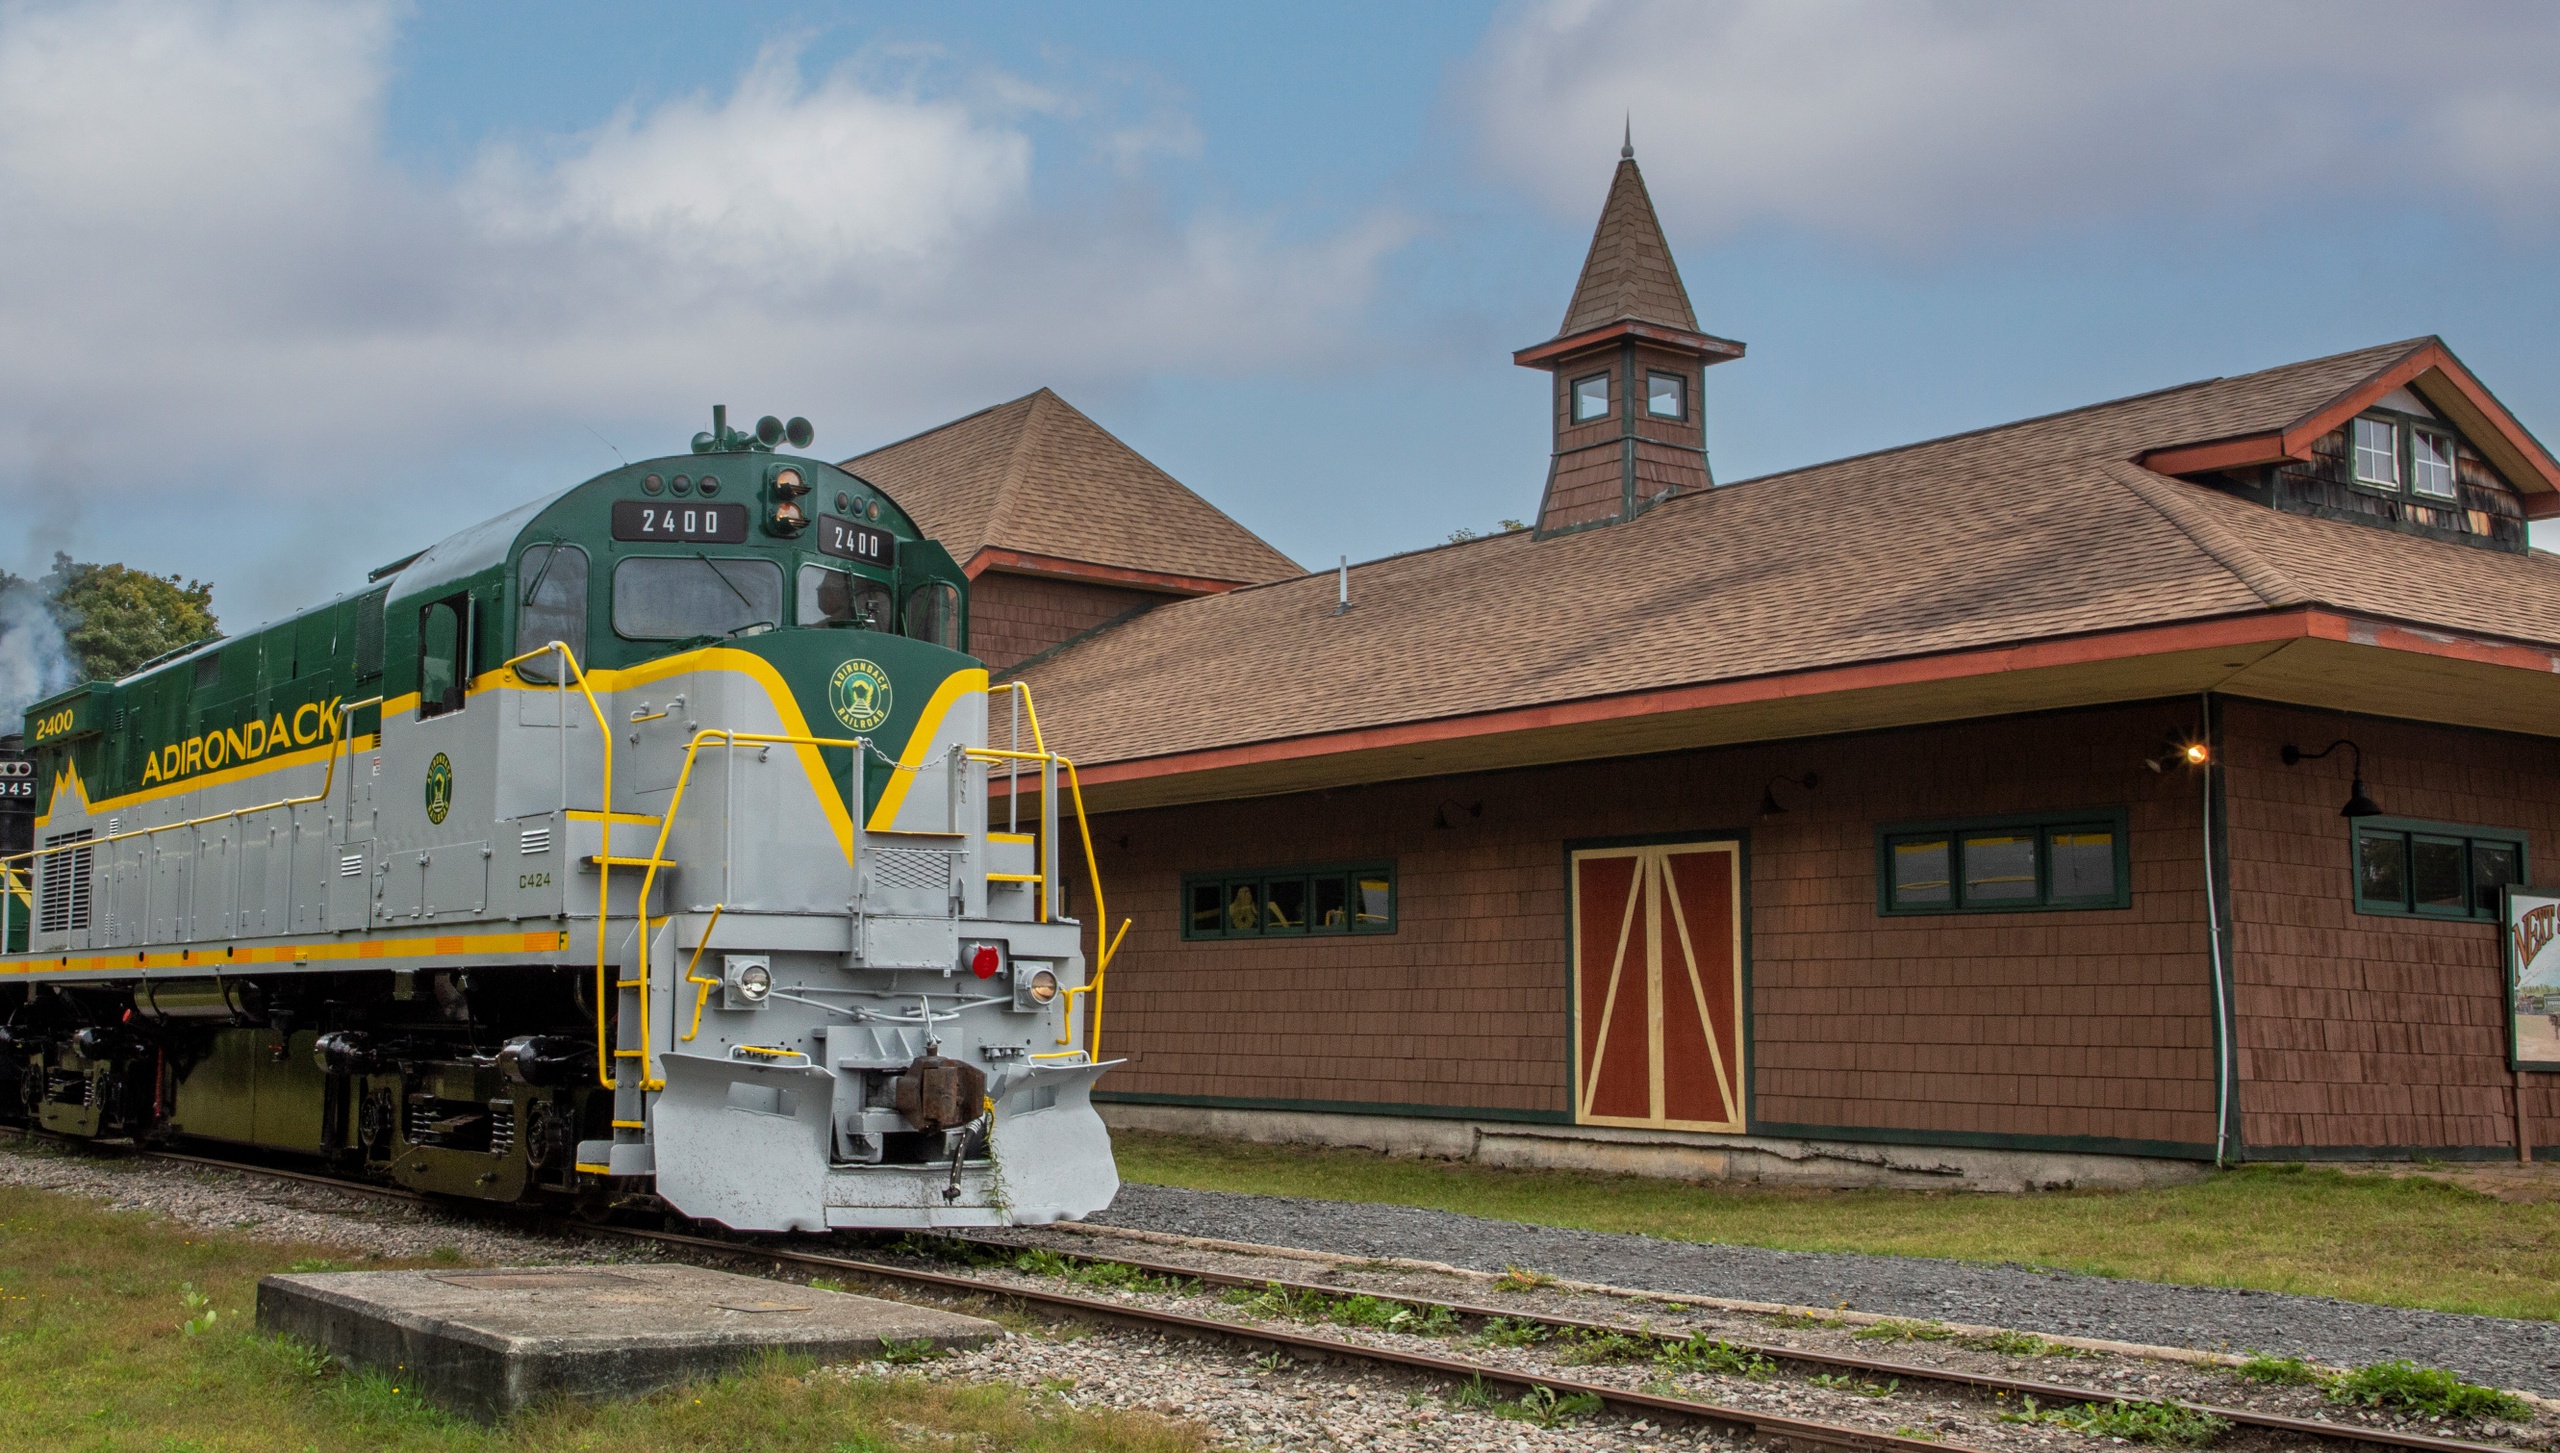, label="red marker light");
[970,945,1000,979]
